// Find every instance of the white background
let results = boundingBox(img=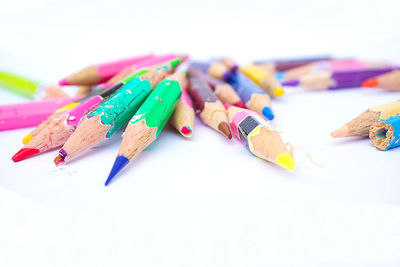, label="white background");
[1,0,400,266]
